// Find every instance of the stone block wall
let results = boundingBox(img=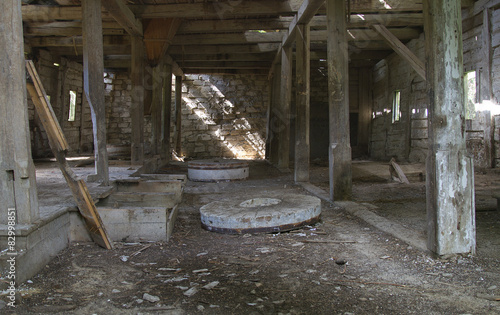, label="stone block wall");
[179,74,268,159]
